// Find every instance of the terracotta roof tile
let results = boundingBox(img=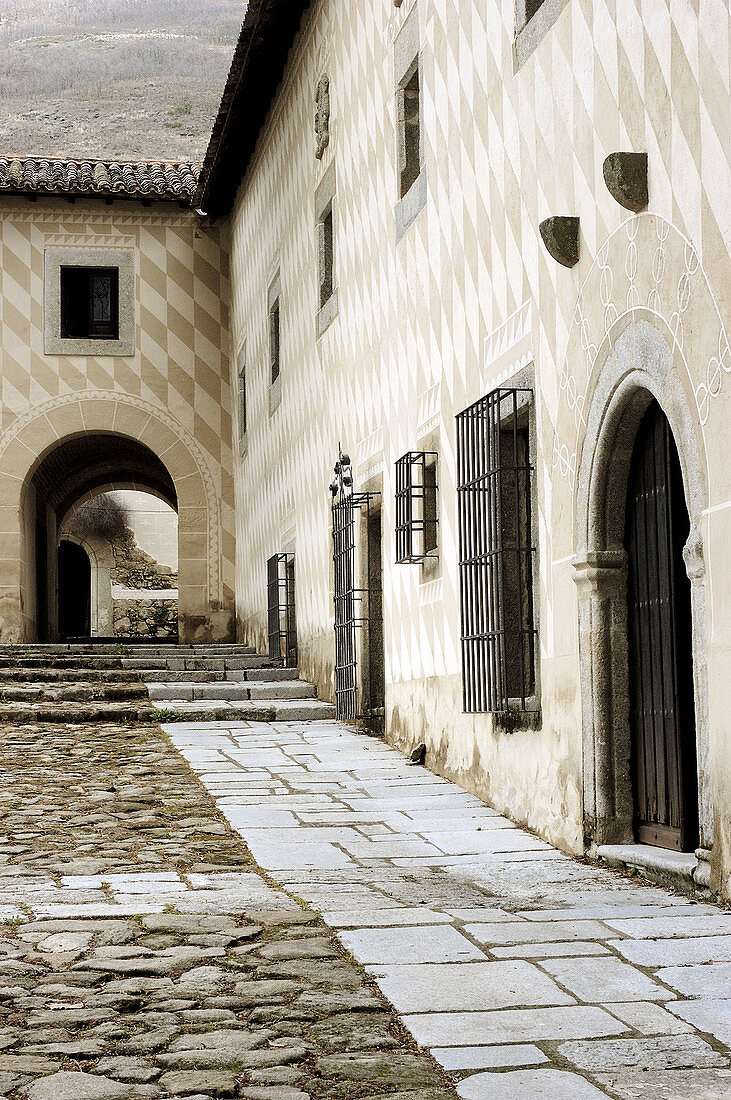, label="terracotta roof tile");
[0,157,200,202]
